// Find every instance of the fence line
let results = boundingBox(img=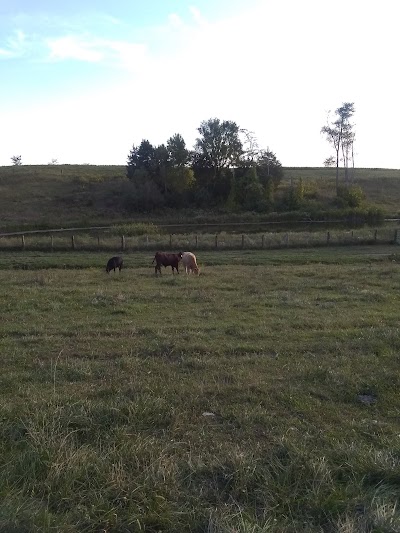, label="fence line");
[1,218,400,238]
[0,229,398,252]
